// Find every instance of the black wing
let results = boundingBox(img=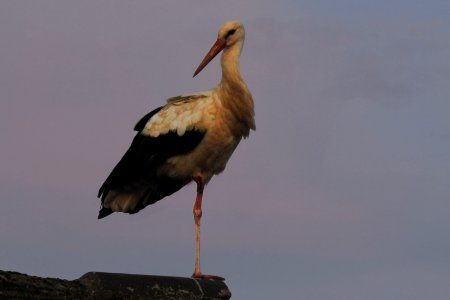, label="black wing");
[98,107,206,217]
